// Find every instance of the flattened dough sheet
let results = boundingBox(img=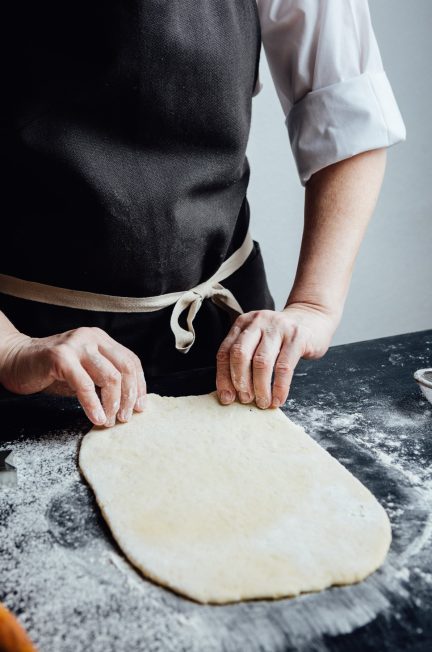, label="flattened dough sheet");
[79,391,391,604]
